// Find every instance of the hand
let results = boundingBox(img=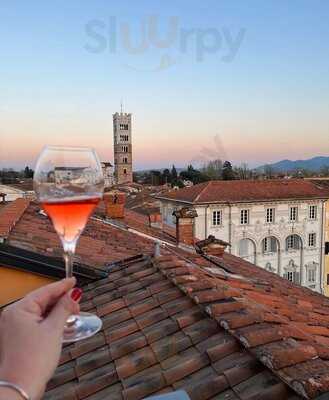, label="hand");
[0,278,81,400]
